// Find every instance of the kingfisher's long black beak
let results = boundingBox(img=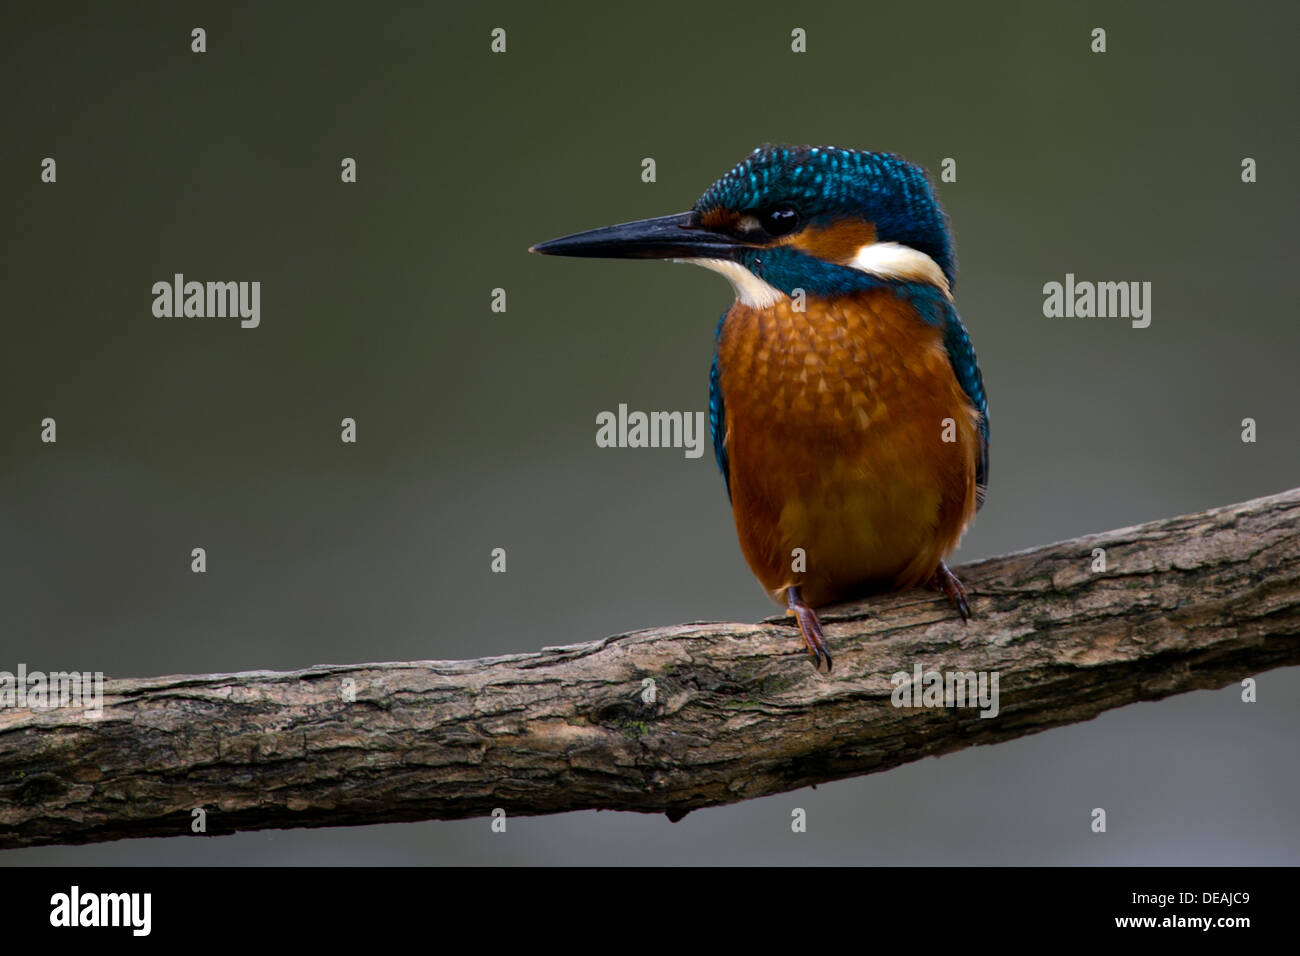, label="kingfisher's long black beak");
[529,211,744,261]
